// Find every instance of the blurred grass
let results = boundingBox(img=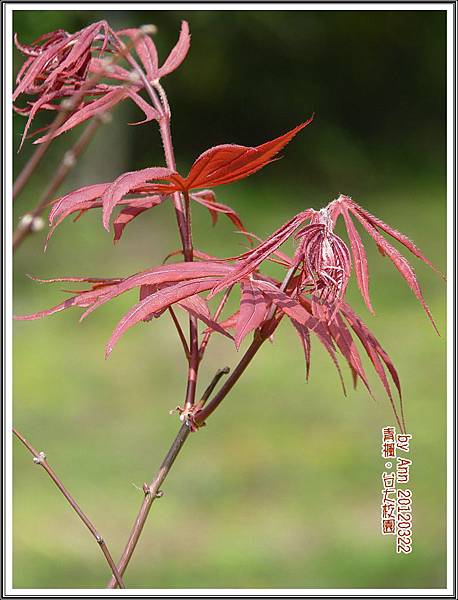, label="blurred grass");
[12,8,446,591]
